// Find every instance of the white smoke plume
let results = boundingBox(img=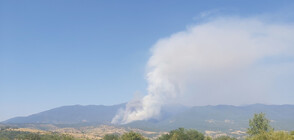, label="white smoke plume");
[112,17,294,124]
